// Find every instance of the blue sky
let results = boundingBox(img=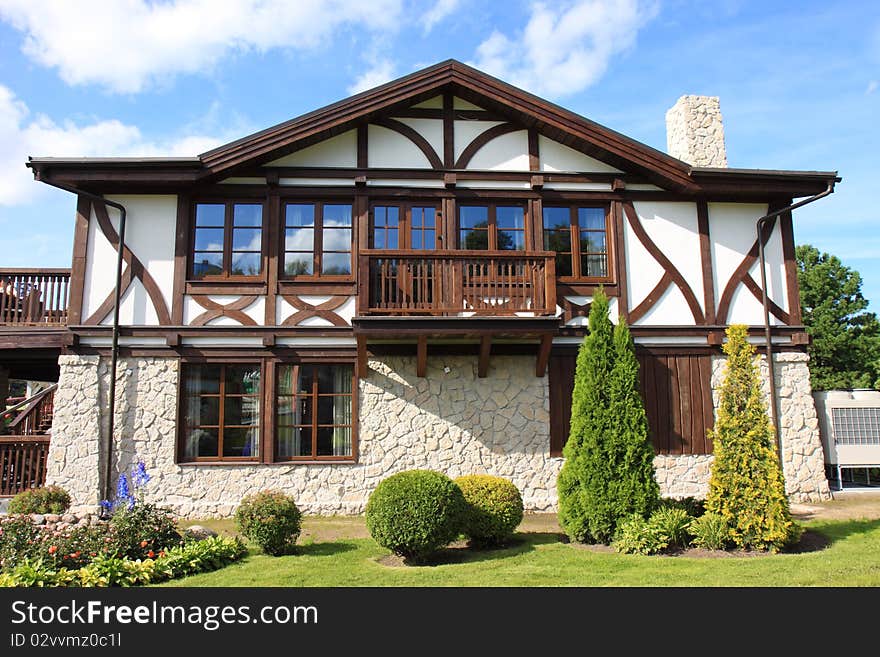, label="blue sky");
[0,0,877,310]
